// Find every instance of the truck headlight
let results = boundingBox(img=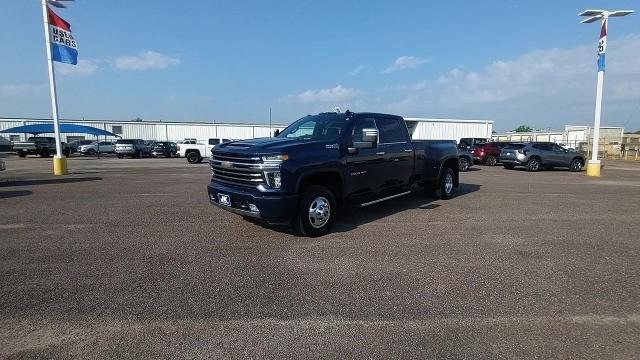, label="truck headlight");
[262,154,289,162]
[264,171,282,188]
